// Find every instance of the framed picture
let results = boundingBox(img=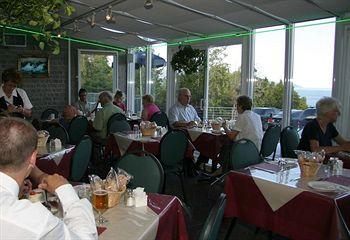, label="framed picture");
[18,55,49,77]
